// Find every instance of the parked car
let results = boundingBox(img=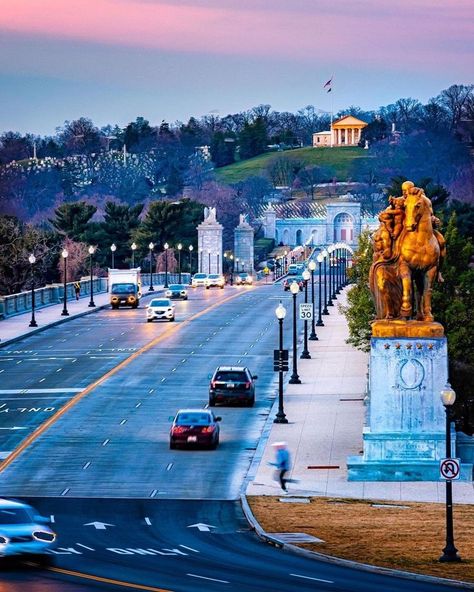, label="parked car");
[206,274,225,289]
[0,498,56,563]
[209,366,258,406]
[146,298,175,322]
[191,273,208,288]
[283,276,304,291]
[169,409,221,449]
[235,272,253,285]
[165,284,188,300]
